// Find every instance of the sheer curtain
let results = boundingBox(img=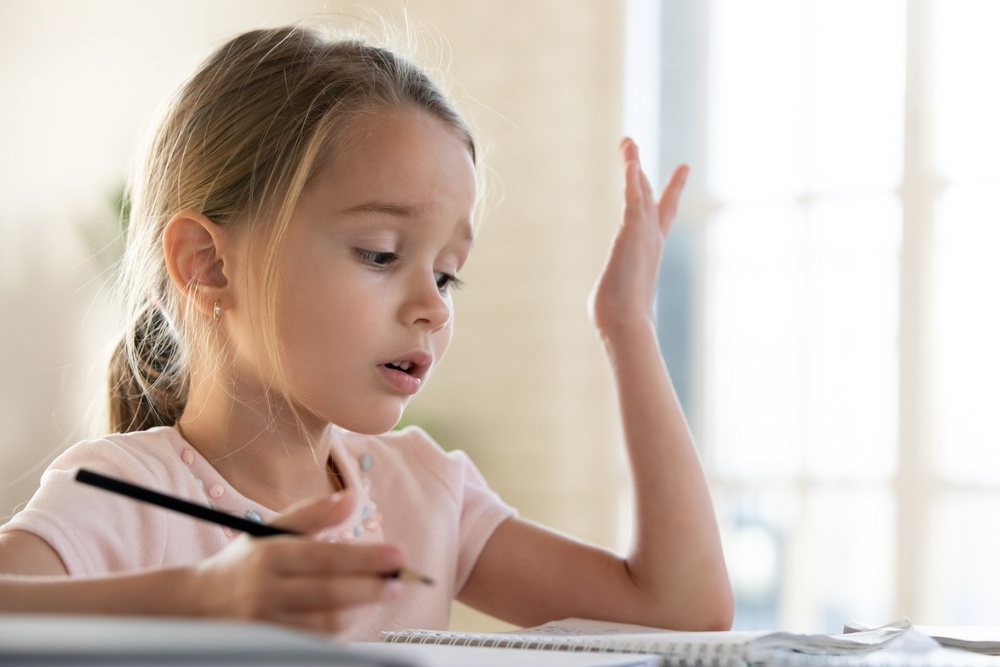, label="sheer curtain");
[628,0,1000,632]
